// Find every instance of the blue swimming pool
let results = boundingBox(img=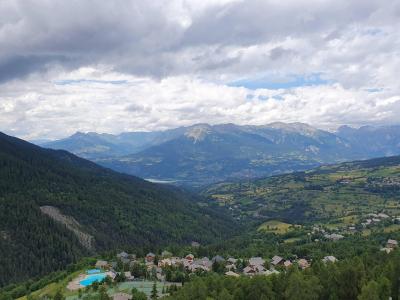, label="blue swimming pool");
[87,269,101,274]
[80,274,107,286]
